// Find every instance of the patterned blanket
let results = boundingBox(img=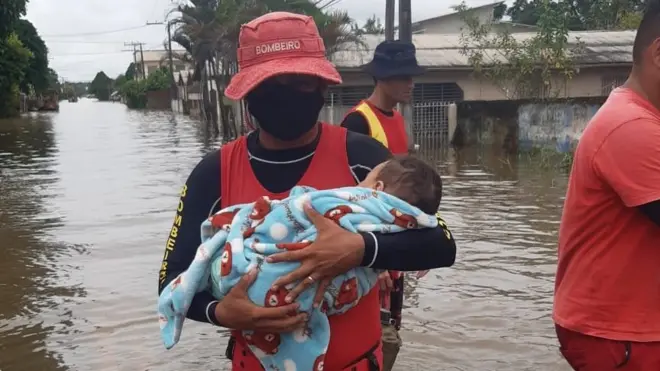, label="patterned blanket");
[157,185,437,371]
